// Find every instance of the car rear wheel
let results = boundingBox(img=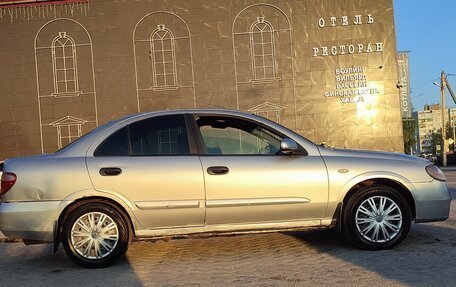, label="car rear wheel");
[62,202,130,268]
[343,185,412,250]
